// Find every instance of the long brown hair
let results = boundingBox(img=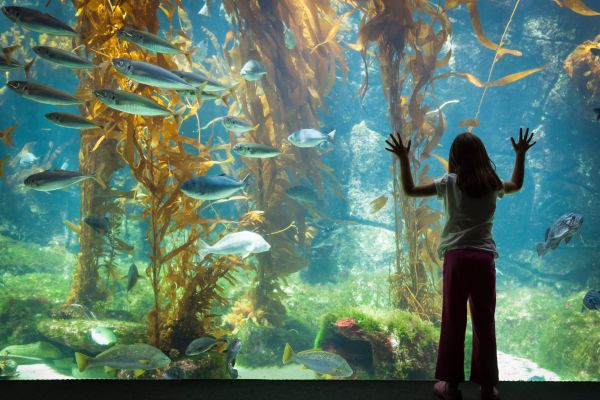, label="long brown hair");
[448,132,503,198]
